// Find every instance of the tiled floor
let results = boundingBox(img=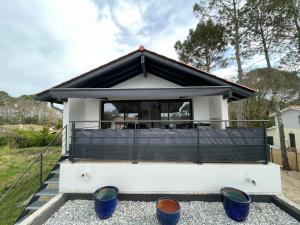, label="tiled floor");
[281,170,300,205]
